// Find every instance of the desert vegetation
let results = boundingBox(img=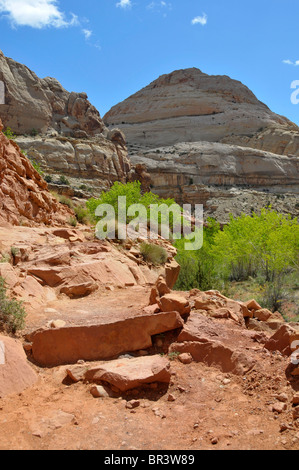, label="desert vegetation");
[86,181,176,225]
[140,242,168,265]
[174,209,299,318]
[0,277,26,334]
[85,183,299,318]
